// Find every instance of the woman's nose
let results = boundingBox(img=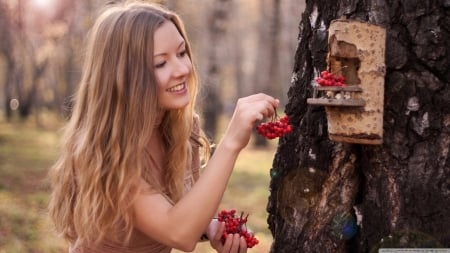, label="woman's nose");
[173,58,191,77]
